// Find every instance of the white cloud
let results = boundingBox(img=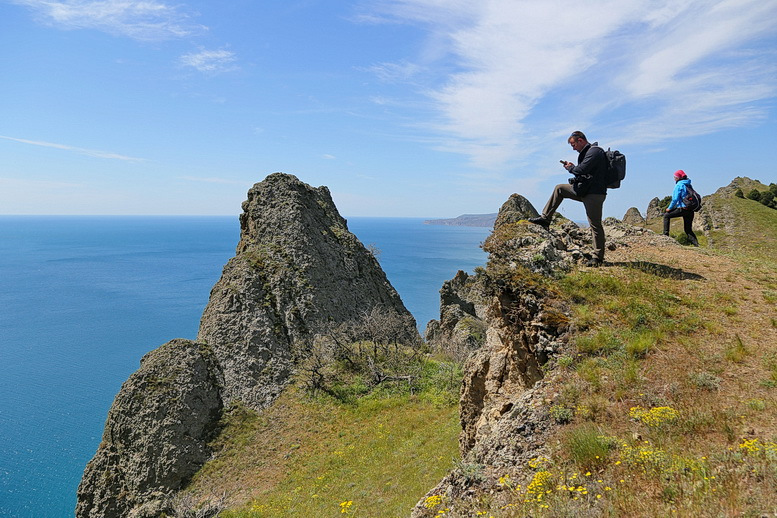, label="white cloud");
[179,49,239,74]
[0,135,144,161]
[363,0,777,169]
[367,61,423,83]
[11,0,205,40]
